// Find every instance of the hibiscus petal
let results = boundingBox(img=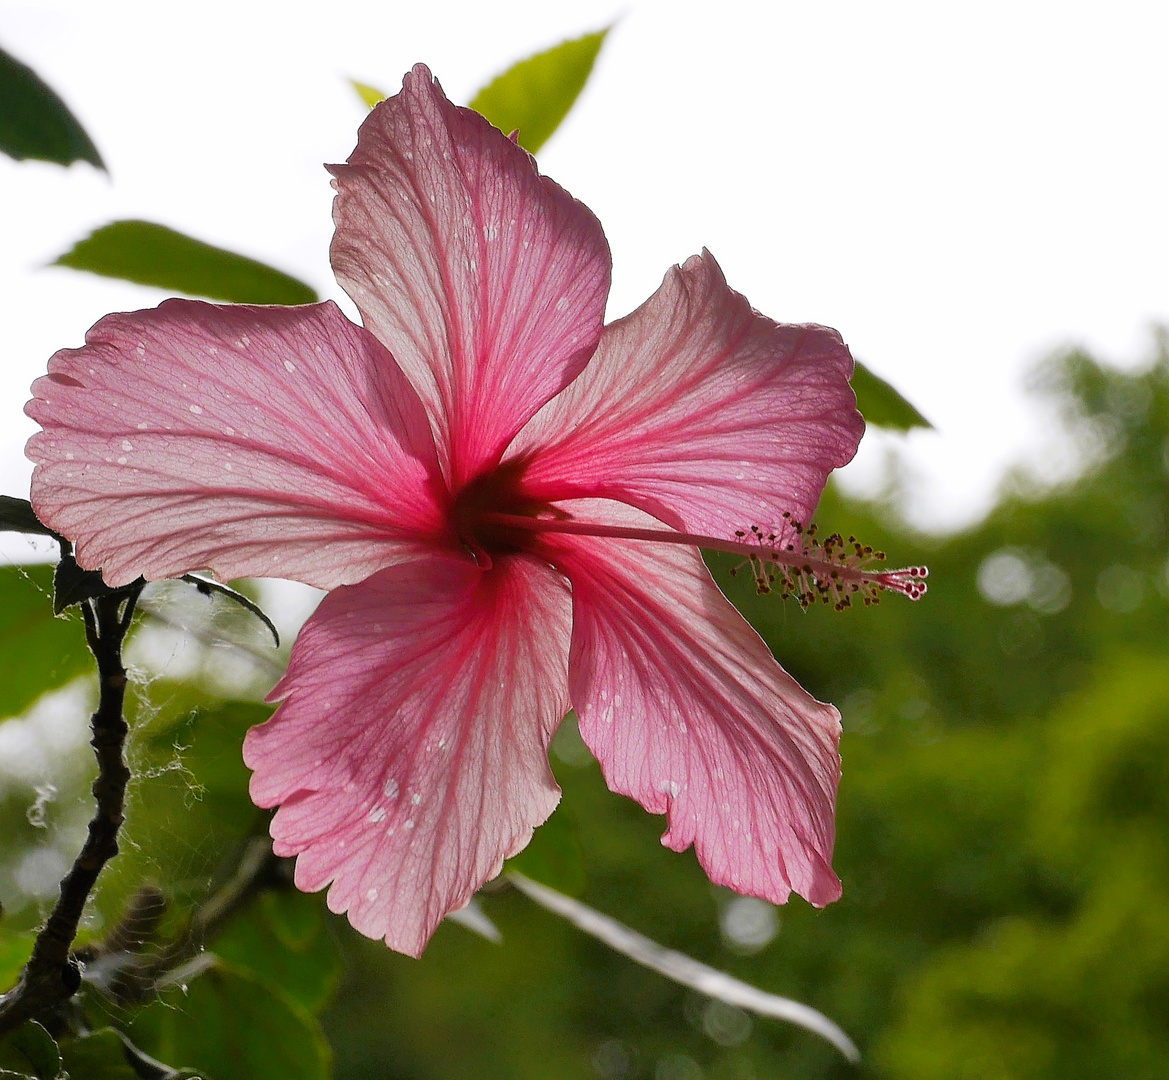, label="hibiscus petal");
[329,64,611,487]
[511,251,864,540]
[25,299,445,589]
[540,500,842,907]
[244,551,572,957]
